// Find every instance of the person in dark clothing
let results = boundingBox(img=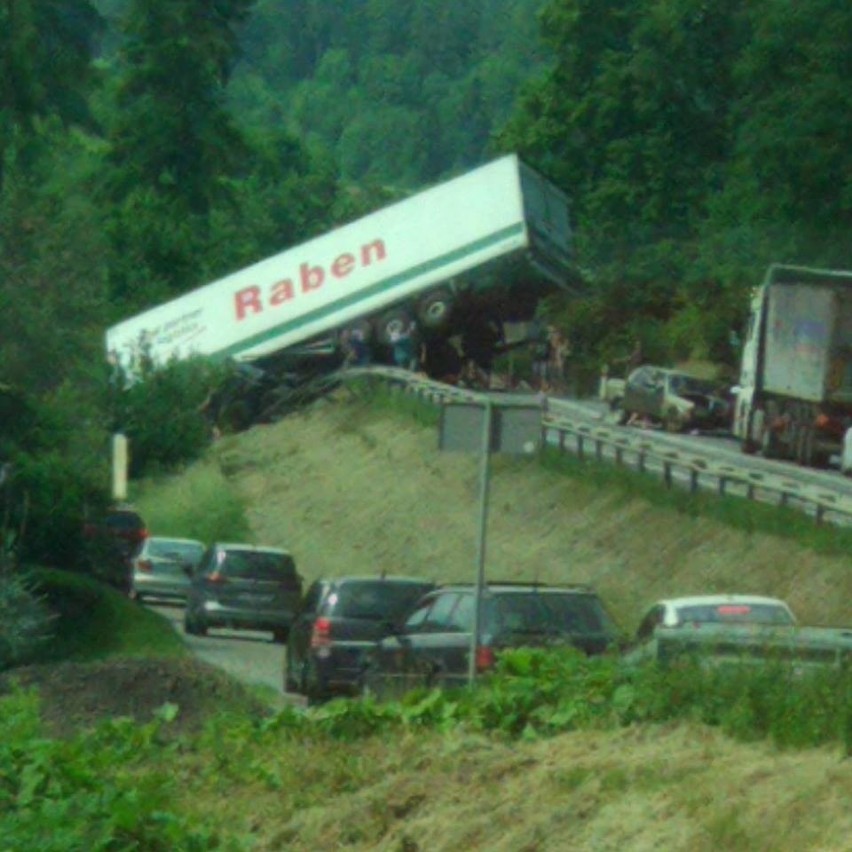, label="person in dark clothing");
[460,315,504,387]
[421,336,463,384]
